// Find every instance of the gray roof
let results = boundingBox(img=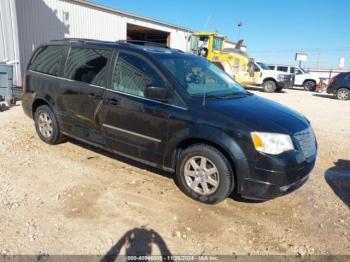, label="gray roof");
[68,0,194,32]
